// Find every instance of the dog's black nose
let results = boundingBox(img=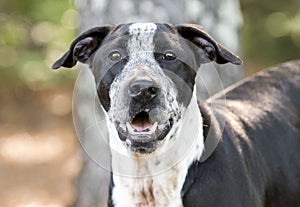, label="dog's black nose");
[128,80,159,100]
